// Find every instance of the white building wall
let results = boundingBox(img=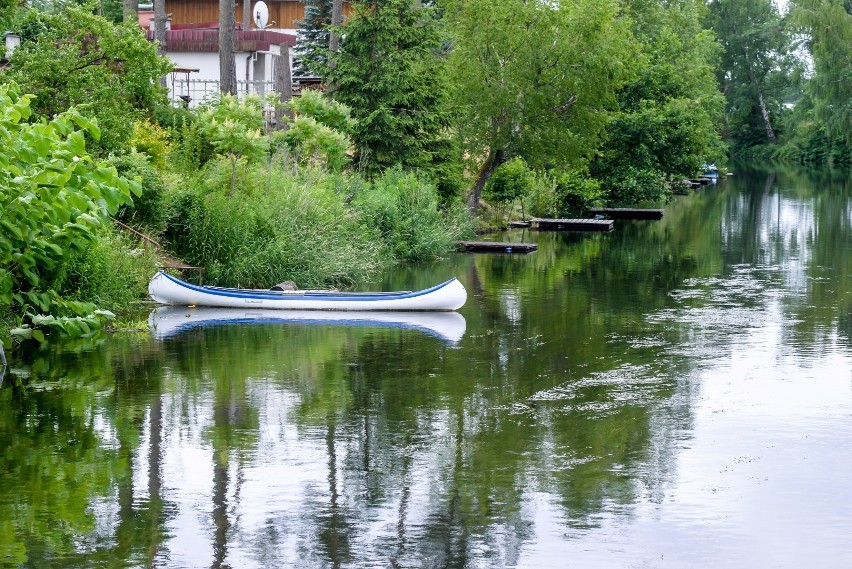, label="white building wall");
[165,47,292,106]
